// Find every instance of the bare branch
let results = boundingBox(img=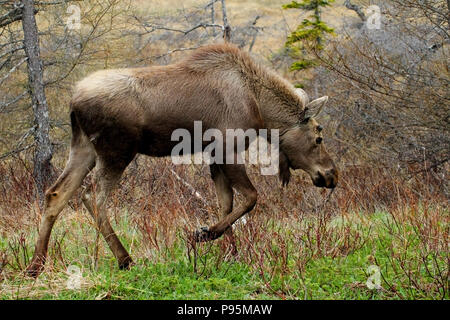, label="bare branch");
[169,168,209,206]
[0,90,28,113]
[133,1,232,42]
[0,44,24,60]
[204,0,218,9]
[0,3,39,28]
[0,6,24,28]
[0,0,80,28]
[344,0,366,22]
[0,56,27,86]
[153,46,199,59]
[135,16,223,36]
[34,0,80,5]
[0,143,34,161]
[248,15,261,52]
